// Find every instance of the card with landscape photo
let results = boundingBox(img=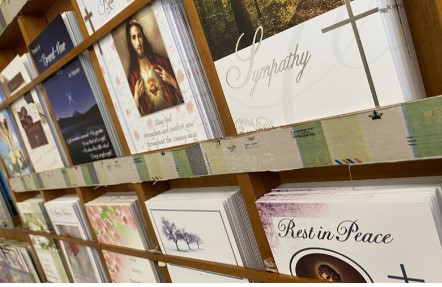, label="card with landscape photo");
[194,0,424,133]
